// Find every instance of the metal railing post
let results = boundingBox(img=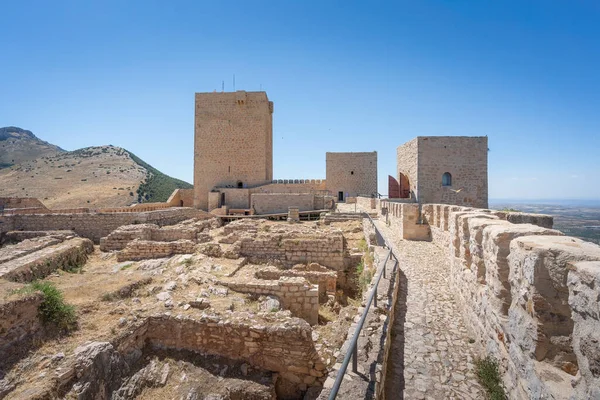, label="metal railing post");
[374,285,378,307]
[352,341,358,373]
